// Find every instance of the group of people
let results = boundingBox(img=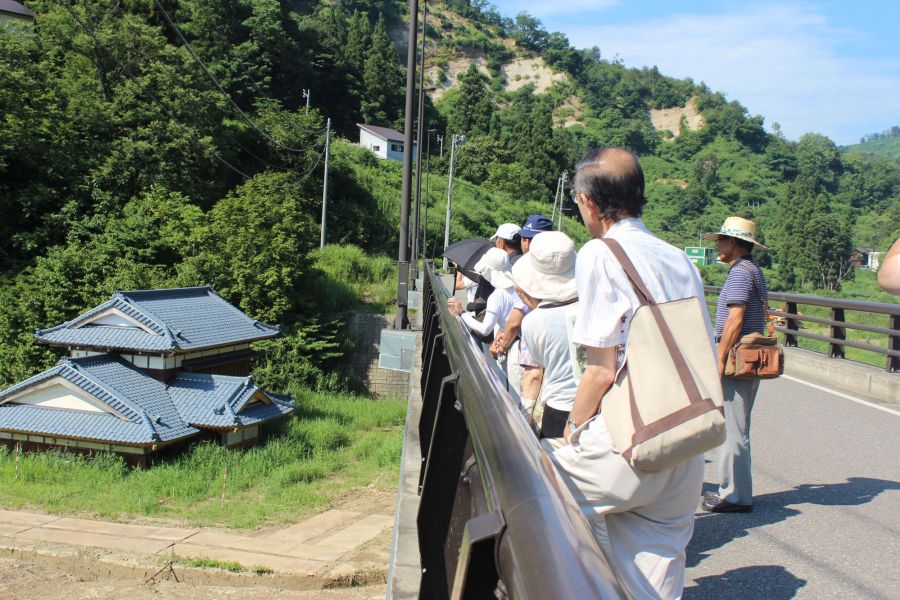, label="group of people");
[447,147,772,599]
